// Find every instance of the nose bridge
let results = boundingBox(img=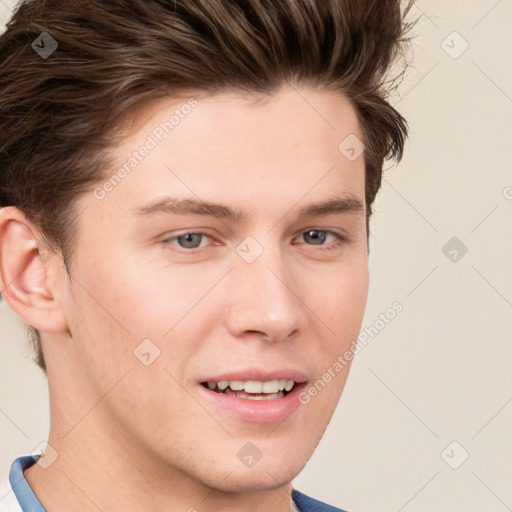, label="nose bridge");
[225,238,303,340]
